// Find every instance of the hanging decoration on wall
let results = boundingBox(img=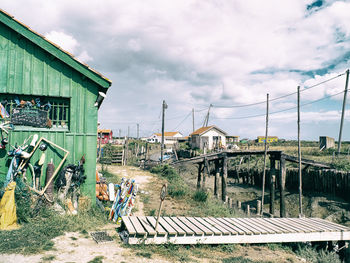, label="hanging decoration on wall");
[0,97,52,128]
[12,108,49,127]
